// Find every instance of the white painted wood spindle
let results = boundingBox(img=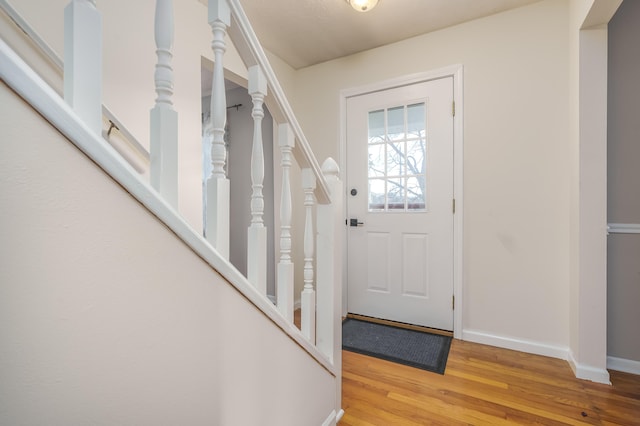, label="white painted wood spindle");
[277,123,295,321]
[316,158,343,363]
[301,168,317,342]
[150,0,178,208]
[64,0,102,135]
[205,0,230,258]
[247,66,268,294]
